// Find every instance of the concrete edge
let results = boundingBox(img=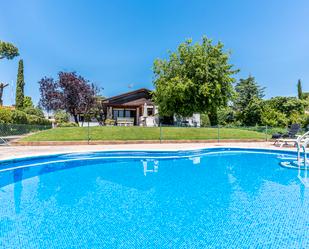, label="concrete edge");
[12,139,272,146]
